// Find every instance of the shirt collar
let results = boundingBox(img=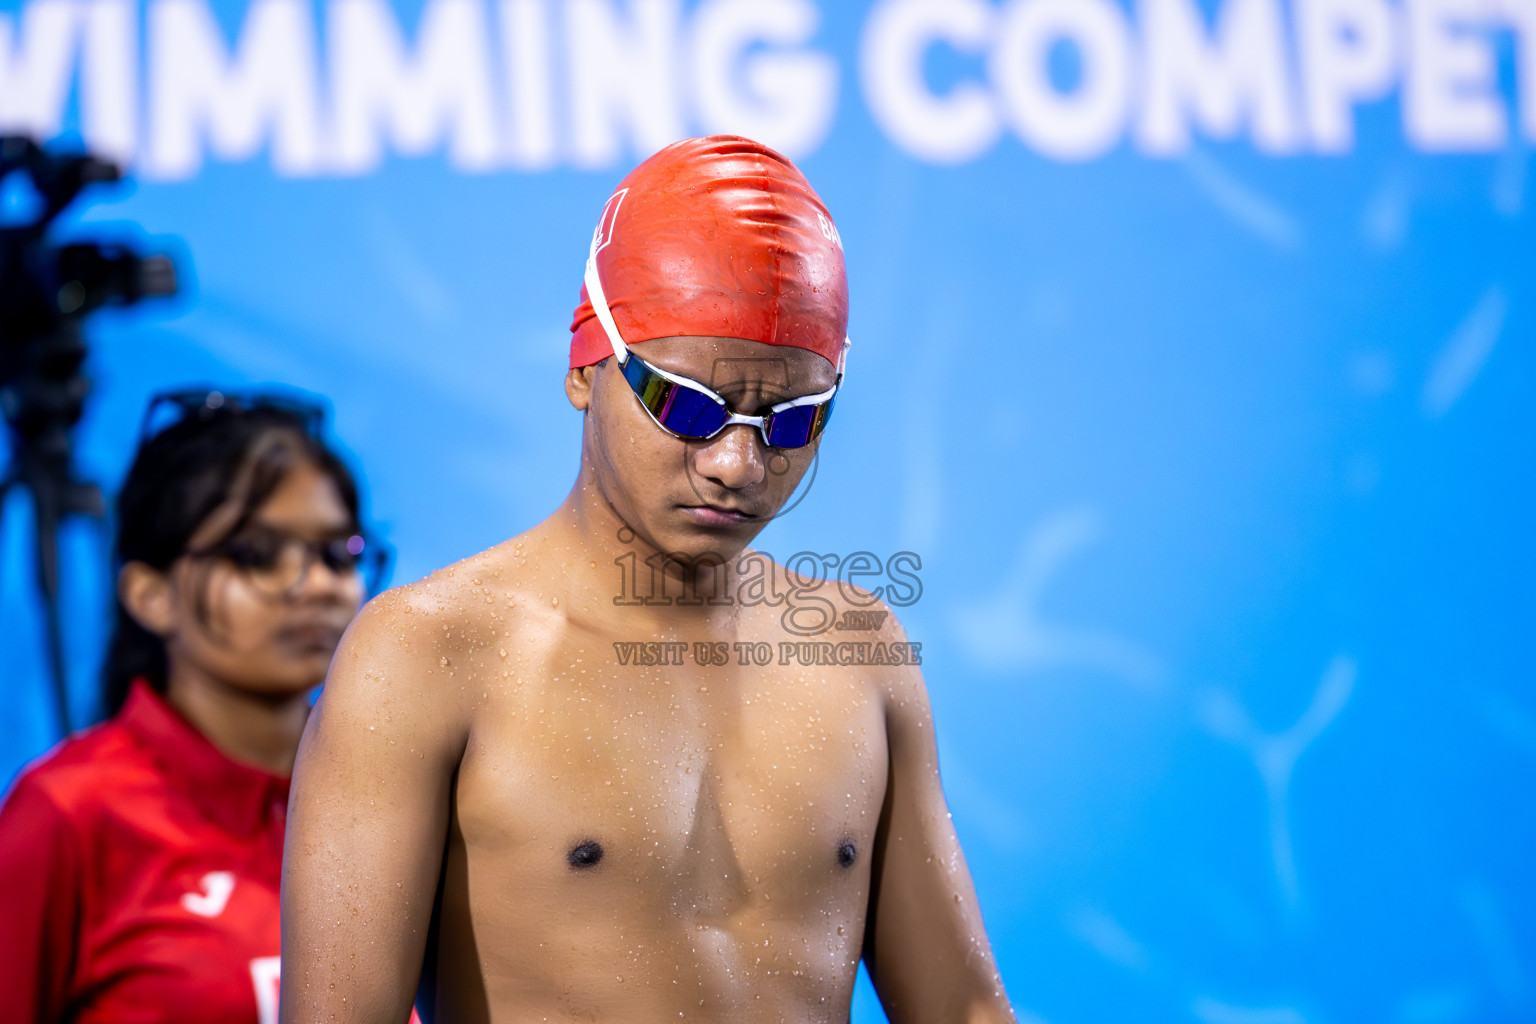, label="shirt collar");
[119,679,292,837]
